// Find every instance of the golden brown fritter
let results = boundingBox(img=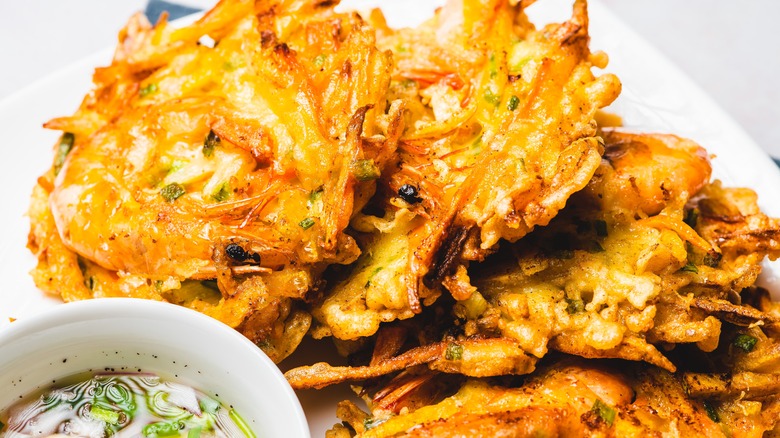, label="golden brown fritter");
[312,0,620,342]
[286,130,780,389]
[334,358,778,437]
[27,1,780,433]
[28,0,402,361]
